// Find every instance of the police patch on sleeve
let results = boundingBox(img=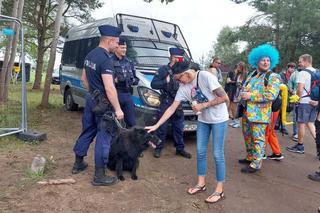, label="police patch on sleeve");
[100,58,114,75]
